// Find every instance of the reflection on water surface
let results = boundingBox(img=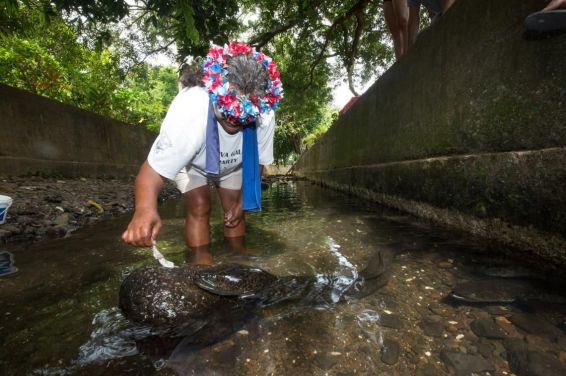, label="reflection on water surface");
[1,179,565,375]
